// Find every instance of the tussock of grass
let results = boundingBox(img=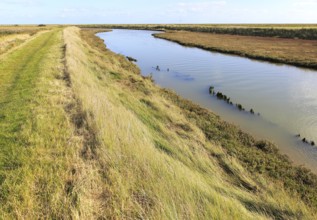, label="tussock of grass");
[0,34,30,55]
